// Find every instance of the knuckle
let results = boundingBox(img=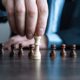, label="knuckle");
[38,1,48,15]
[27,9,37,17]
[15,8,25,15]
[7,9,14,16]
[39,7,48,15]
[10,38,15,42]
